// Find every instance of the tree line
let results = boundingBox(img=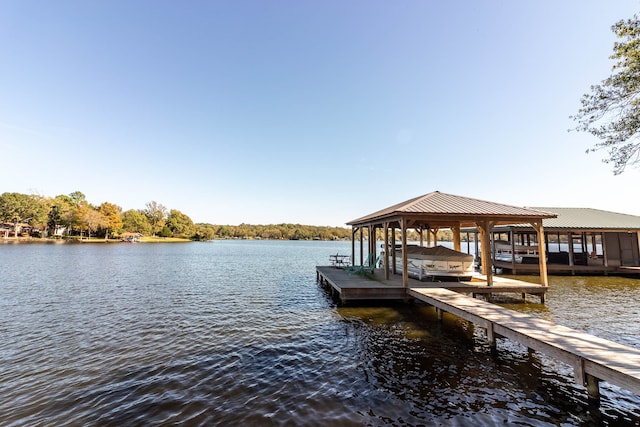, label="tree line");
[0,191,352,241]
